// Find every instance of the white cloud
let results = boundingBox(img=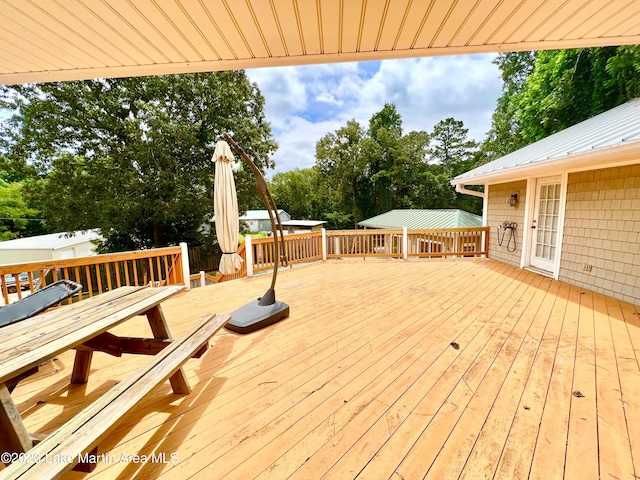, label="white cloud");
[247,54,503,174]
